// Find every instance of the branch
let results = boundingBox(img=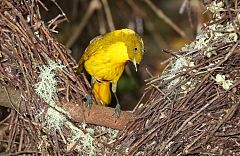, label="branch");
[0,86,134,130]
